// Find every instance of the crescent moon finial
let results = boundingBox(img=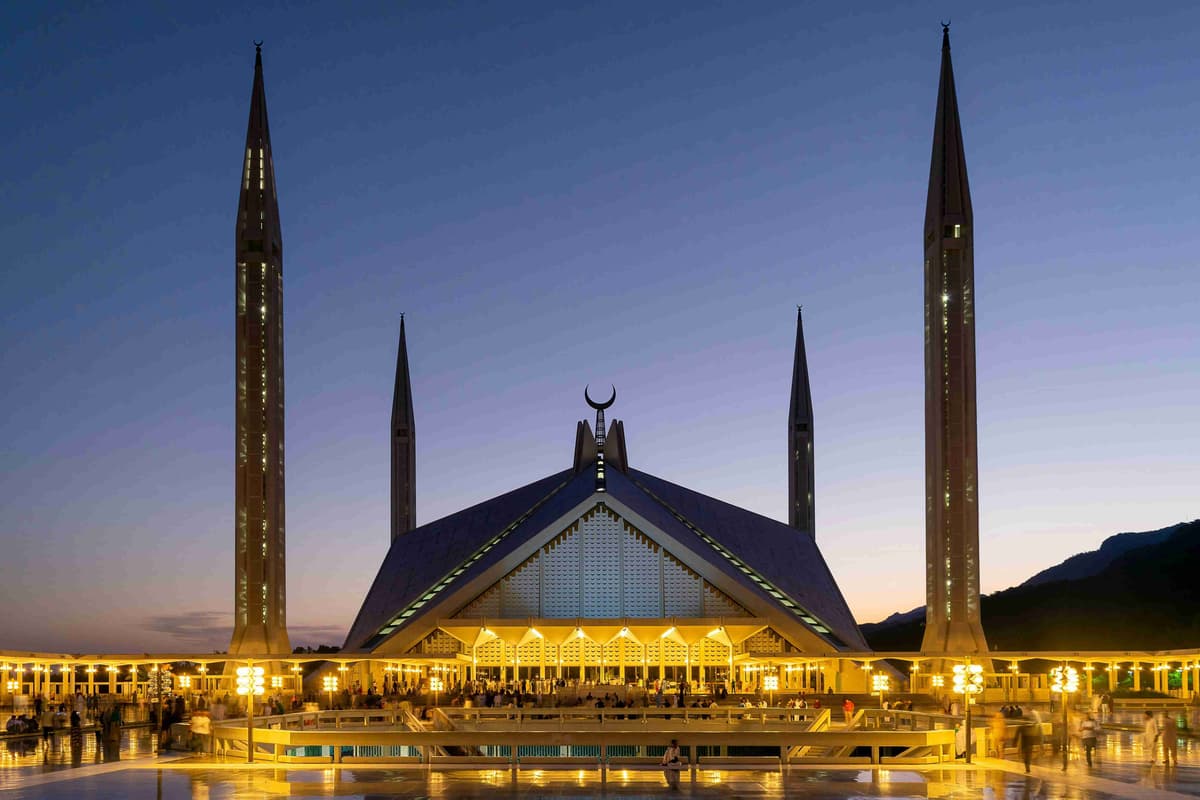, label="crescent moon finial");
[940,20,950,31]
[584,384,616,411]
[254,40,264,50]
